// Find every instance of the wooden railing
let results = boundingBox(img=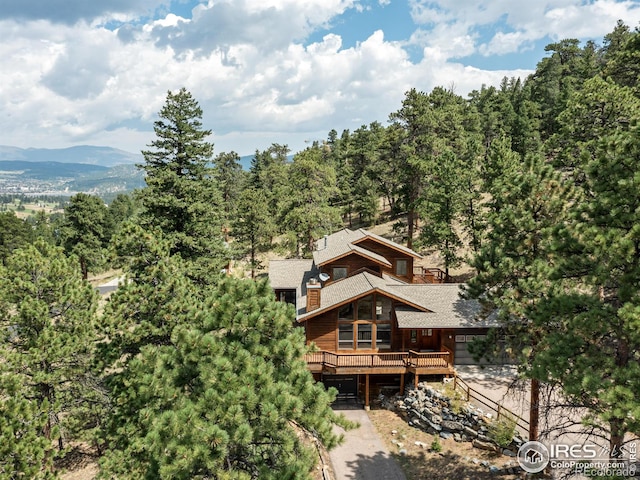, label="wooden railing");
[407,350,450,368]
[412,267,451,284]
[453,376,529,437]
[305,350,452,372]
